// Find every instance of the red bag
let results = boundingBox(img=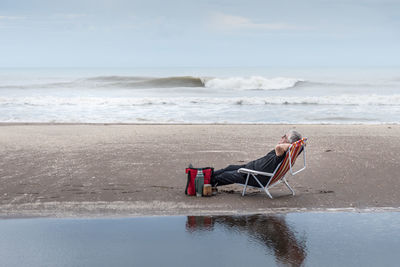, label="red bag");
[186,216,214,231]
[185,167,214,196]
